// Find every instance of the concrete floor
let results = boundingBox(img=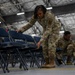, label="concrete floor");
[0,65,75,75]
